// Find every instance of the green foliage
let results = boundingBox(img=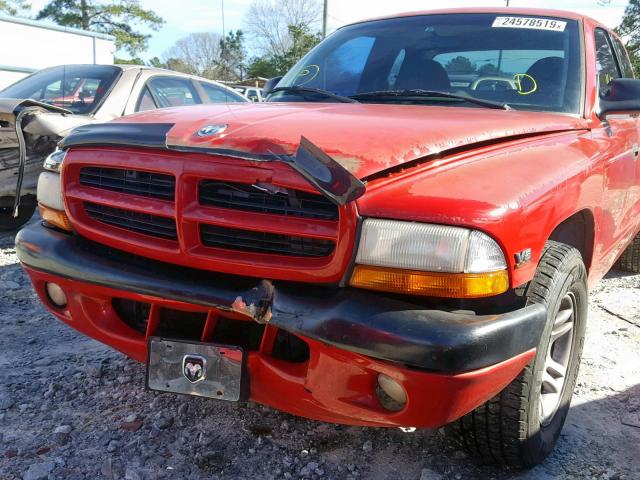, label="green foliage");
[618,0,640,76]
[218,30,247,81]
[247,57,279,78]
[251,24,321,77]
[0,0,29,15]
[445,56,475,74]
[36,0,164,56]
[114,56,144,65]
